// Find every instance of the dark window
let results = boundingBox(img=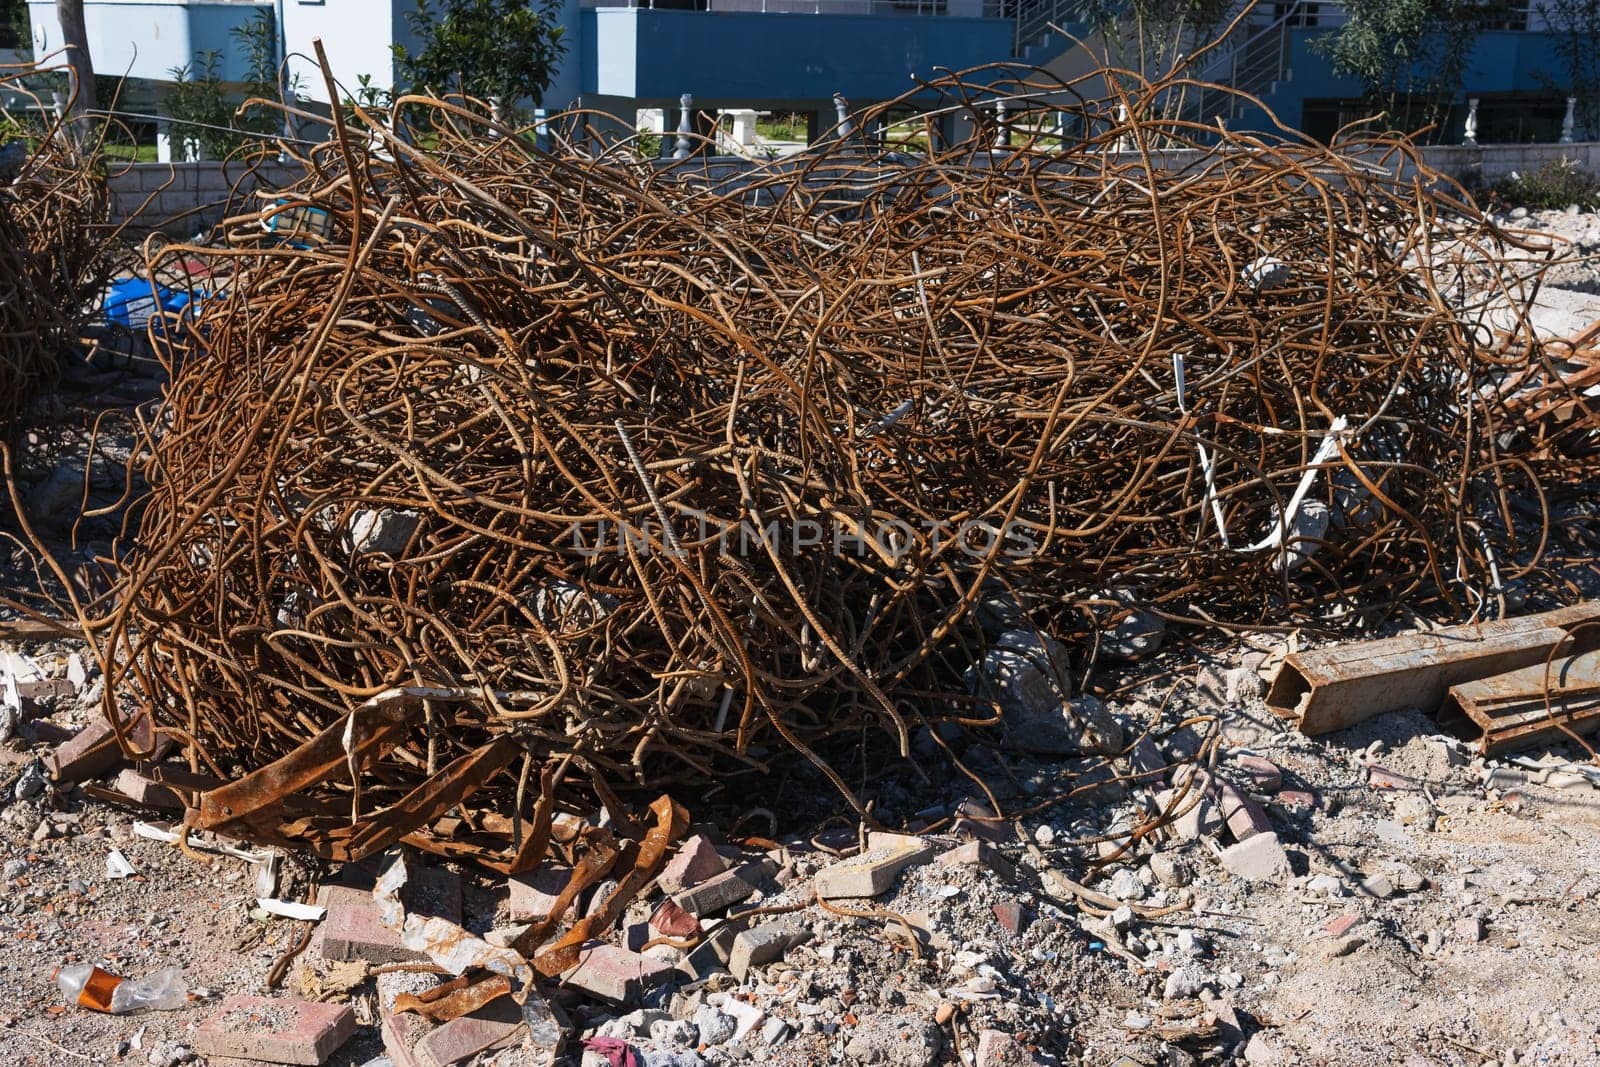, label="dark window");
[1476,94,1566,142]
[1277,2,1330,28]
[1476,3,1530,31]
